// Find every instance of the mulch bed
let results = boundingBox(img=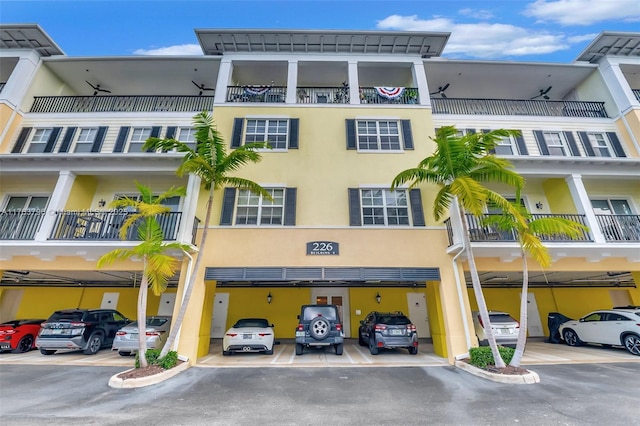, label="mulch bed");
[460,358,530,375]
[117,360,184,380]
